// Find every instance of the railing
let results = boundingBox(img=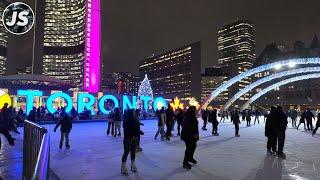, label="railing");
[23,120,50,180]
